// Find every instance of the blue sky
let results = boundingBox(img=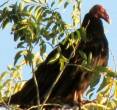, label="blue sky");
[0,0,117,79]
